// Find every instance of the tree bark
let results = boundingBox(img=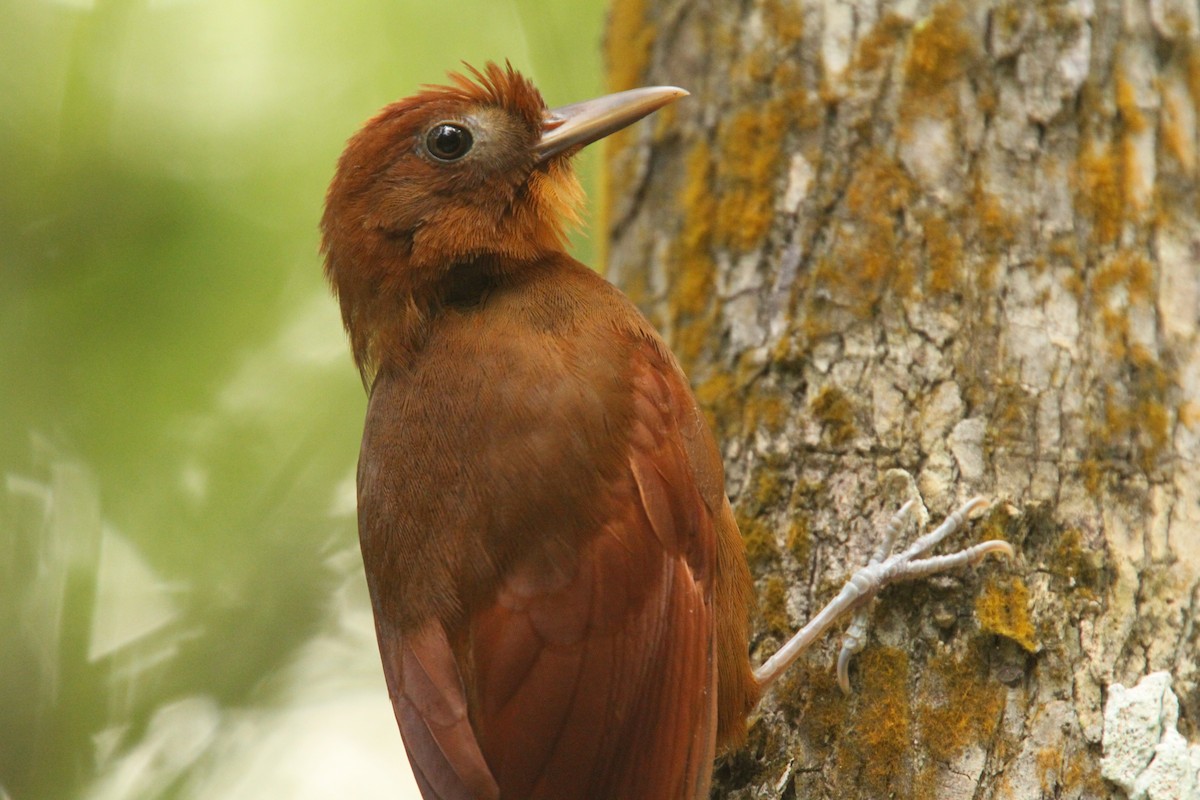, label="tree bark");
[603,1,1200,798]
